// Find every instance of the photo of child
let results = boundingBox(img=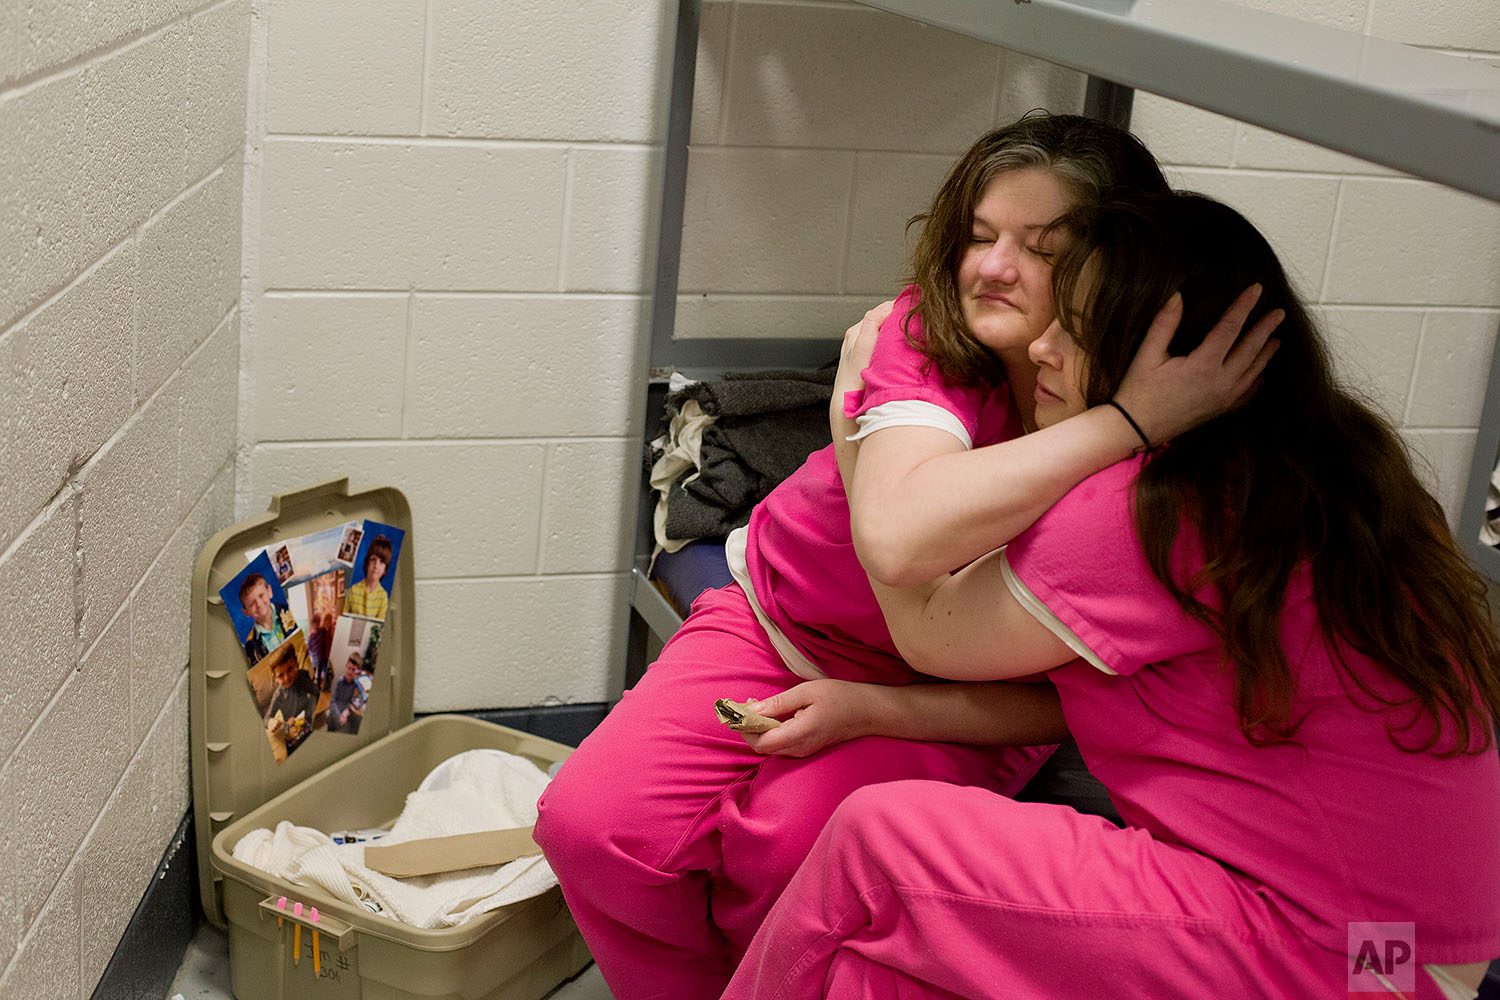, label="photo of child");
[336,525,363,564]
[292,568,347,690]
[345,521,404,622]
[273,545,294,583]
[219,552,300,669]
[244,631,322,763]
[245,521,359,589]
[325,650,372,735]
